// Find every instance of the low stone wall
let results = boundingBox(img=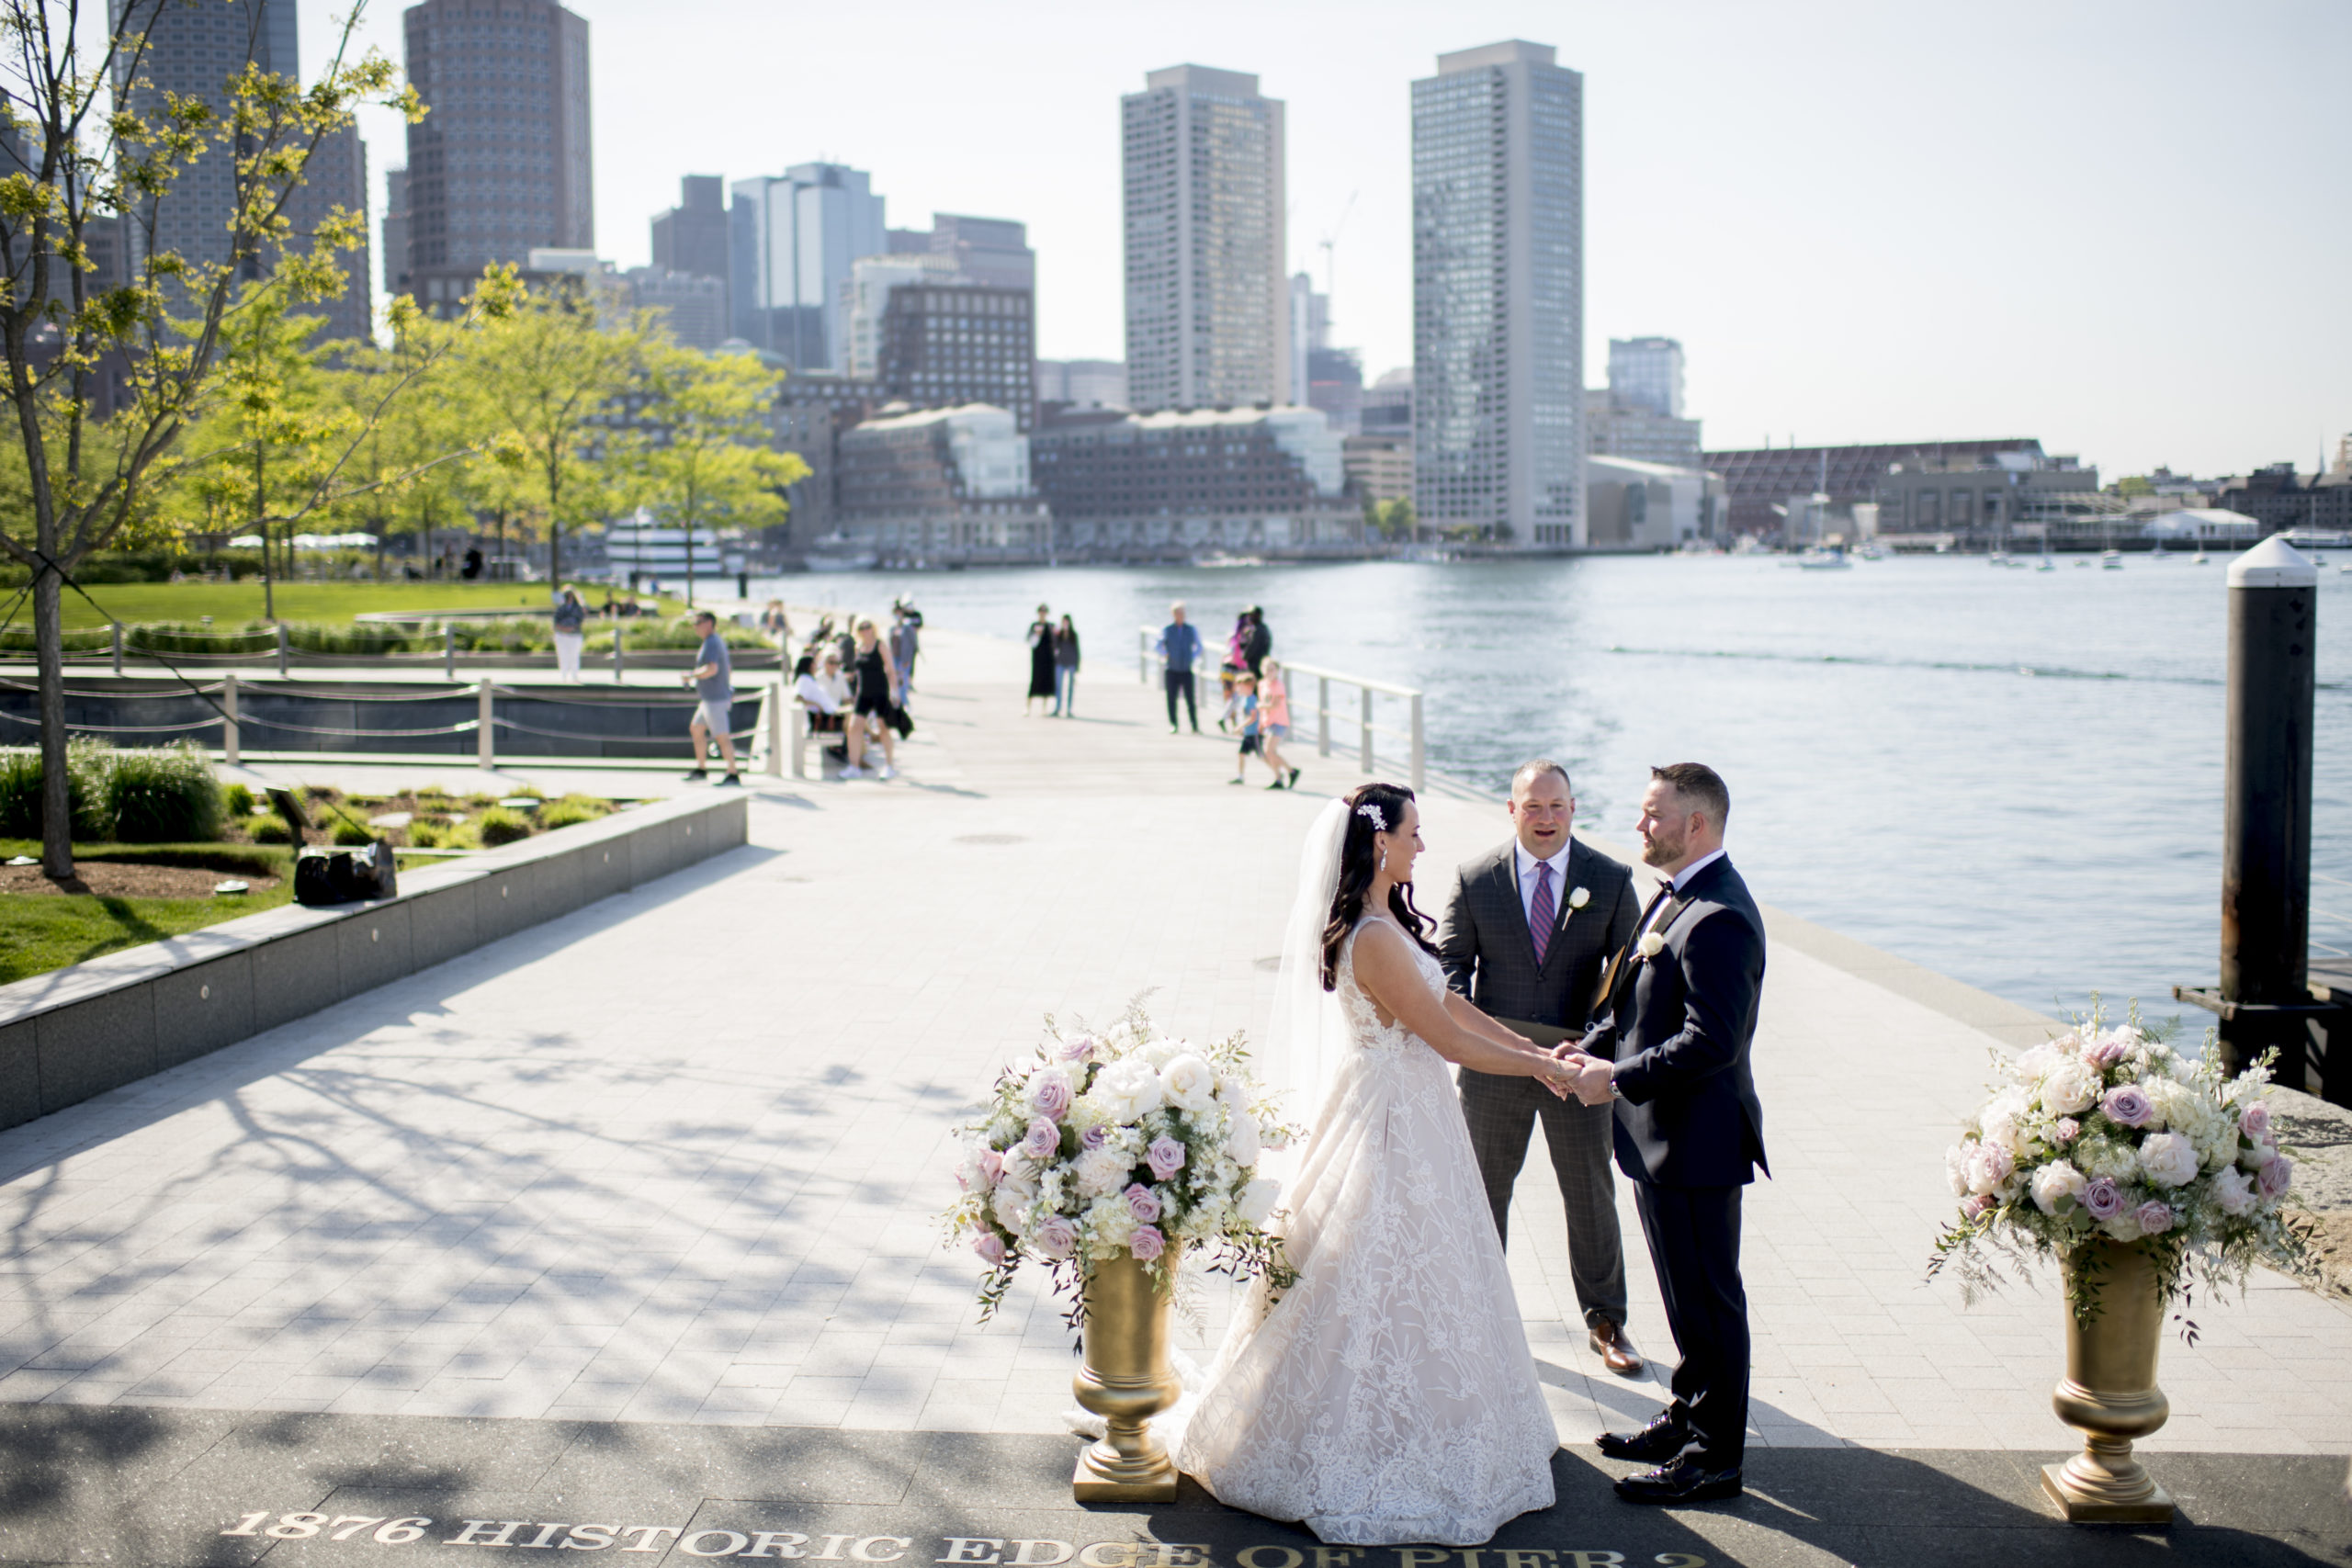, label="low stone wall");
[0,790,747,1131]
